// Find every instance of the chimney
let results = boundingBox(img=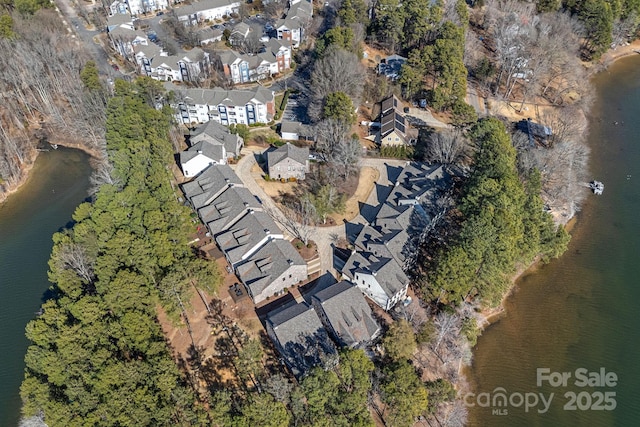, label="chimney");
[287,259,294,266]
[372,270,377,276]
[264,228,270,234]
